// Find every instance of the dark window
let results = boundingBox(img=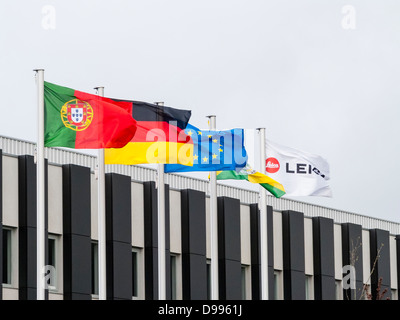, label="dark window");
[132,251,138,297]
[170,255,177,300]
[2,229,11,284]
[241,266,246,300]
[48,238,56,267]
[91,242,99,295]
[274,272,279,300]
[47,237,56,288]
[206,261,211,300]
